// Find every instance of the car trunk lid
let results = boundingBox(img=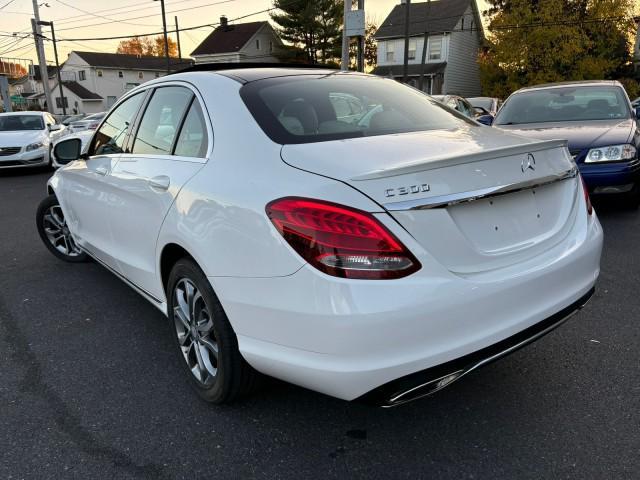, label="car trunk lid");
[281,129,580,274]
